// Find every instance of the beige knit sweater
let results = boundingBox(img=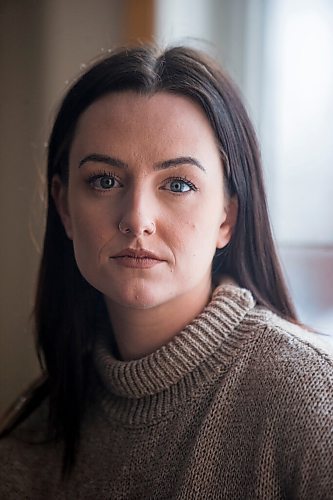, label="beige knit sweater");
[1,284,333,499]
